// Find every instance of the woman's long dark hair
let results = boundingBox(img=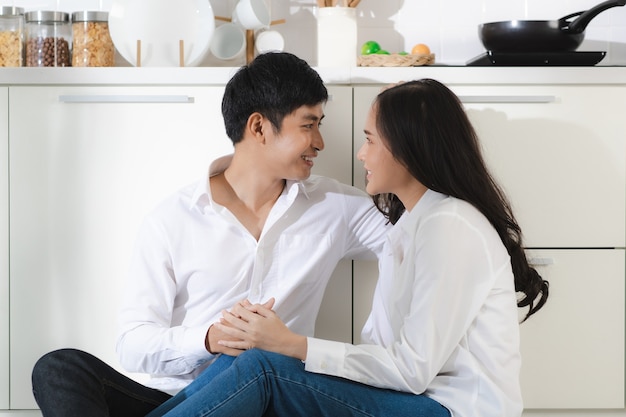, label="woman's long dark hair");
[372,79,548,321]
